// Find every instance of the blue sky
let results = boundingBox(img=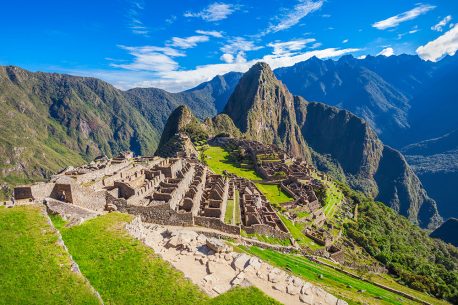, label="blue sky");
[1,0,457,91]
